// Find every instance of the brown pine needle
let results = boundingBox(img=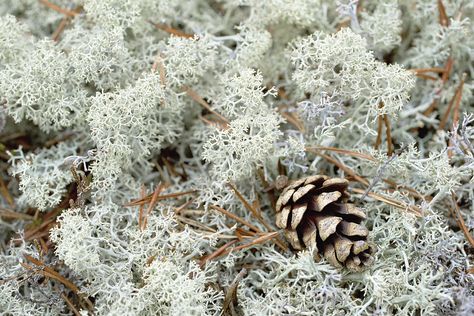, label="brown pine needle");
[210,205,261,233]
[279,110,305,133]
[351,187,422,217]
[23,255,94,311]
[415,73,438,81]
[423,57,454,116]
[141,184,164,231]
[441,57,454,83]
[151,53,166,87]
[219,232,280,257]
[227,183,287,250]
[257,169,276,210]
[451,192,474,248]
[148,20,195,38]
[137,185,146,231]
[174,197,196,215]
[439,74,466,130]
[175,215,216,233]
[437,0,449,27]
[39,0,79,17]
[306,146,376,161]
[375,115,383,150]
[183,87,230,128]
[0,207,33,221]
[227,182,270,230]
[410,67,445,74]
[60,292,81,316]
[199,240,238,267]
[383,114,393,156]
[125,190,197,207]
[317,153,370,186]
[51,5,82,41]
[0,176,14,207]
[222,268,247,315]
